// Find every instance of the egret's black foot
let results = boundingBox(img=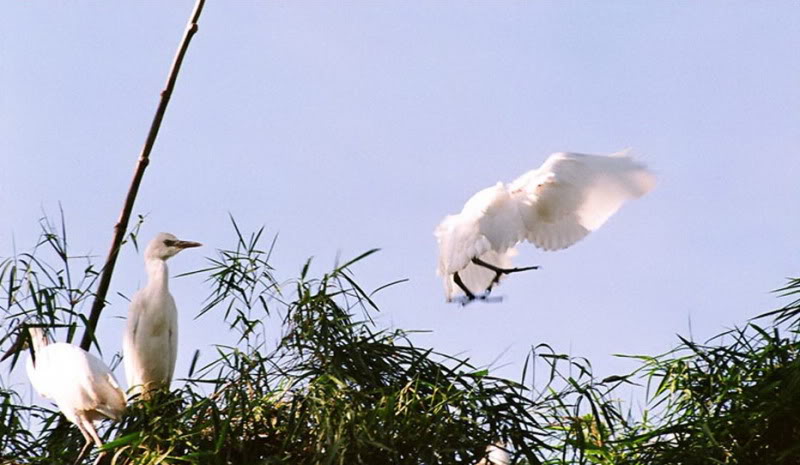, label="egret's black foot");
[451,271,502,305]
[450,261,529,306]
[450,292,504,306]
